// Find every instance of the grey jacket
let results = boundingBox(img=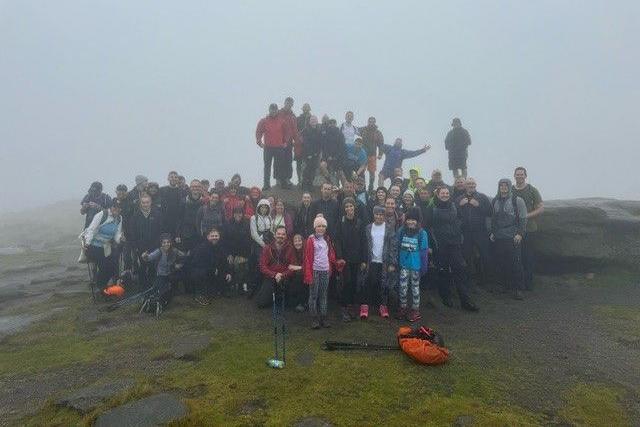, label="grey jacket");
[491,179,528,240]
